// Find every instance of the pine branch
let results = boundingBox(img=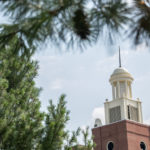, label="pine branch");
[0,0,132,50]
[129,0,150,45]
